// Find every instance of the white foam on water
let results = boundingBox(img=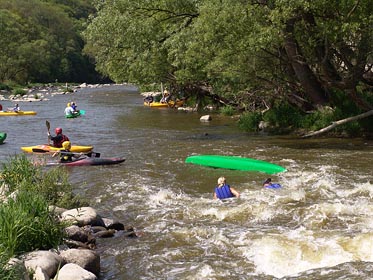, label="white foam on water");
[240,229,354,278]
[101,159,372,278]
